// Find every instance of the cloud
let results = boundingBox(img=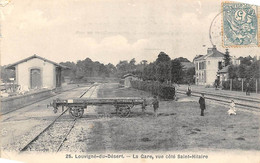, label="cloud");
[1,0,259,66]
